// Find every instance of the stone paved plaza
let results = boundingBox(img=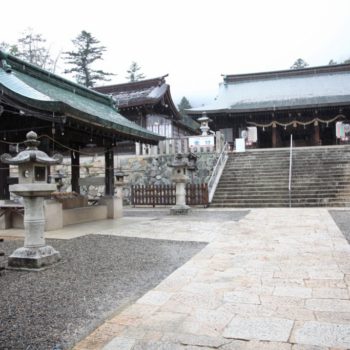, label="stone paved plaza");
[2,208,350,349]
